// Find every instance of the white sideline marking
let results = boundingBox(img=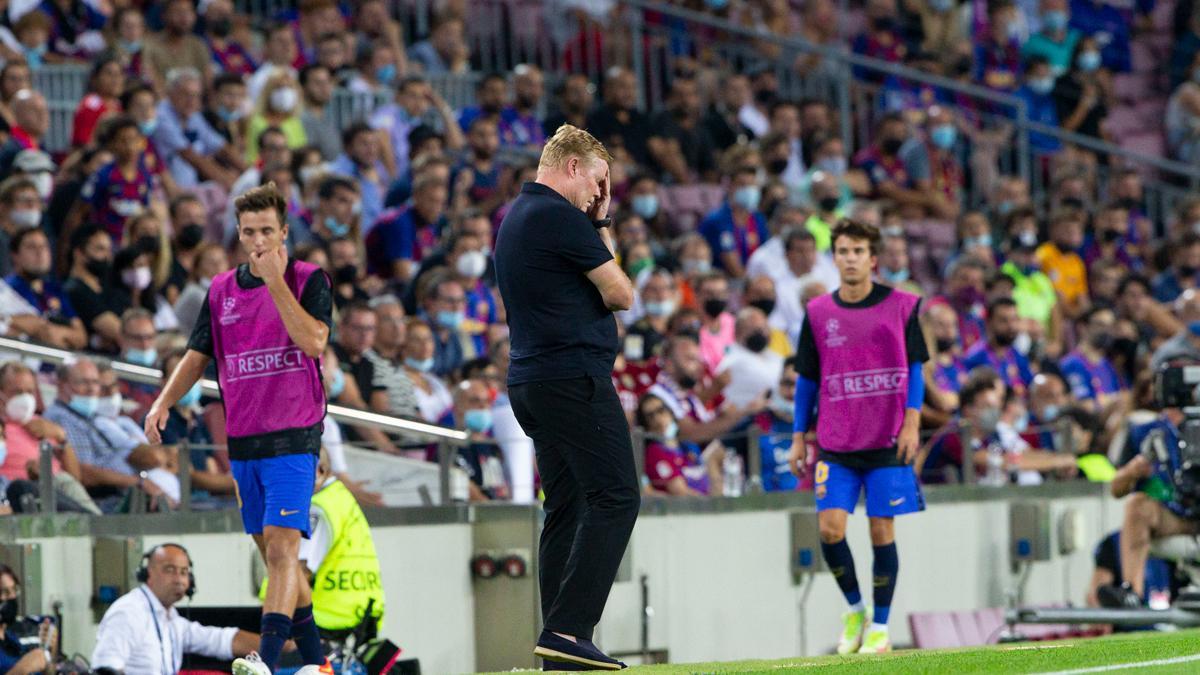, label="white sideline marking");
[1035,653,1200,674]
